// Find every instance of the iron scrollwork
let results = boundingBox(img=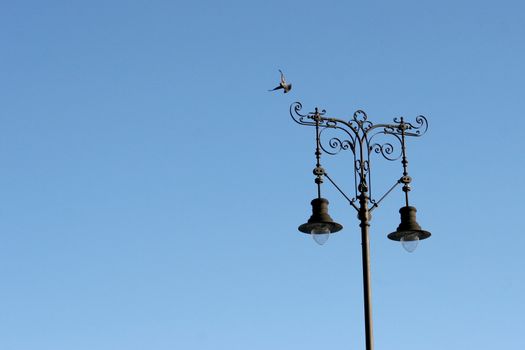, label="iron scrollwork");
[289,101,428,205]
